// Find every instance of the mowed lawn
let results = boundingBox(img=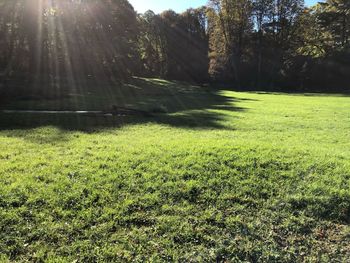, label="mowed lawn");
[0,79,350,262]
